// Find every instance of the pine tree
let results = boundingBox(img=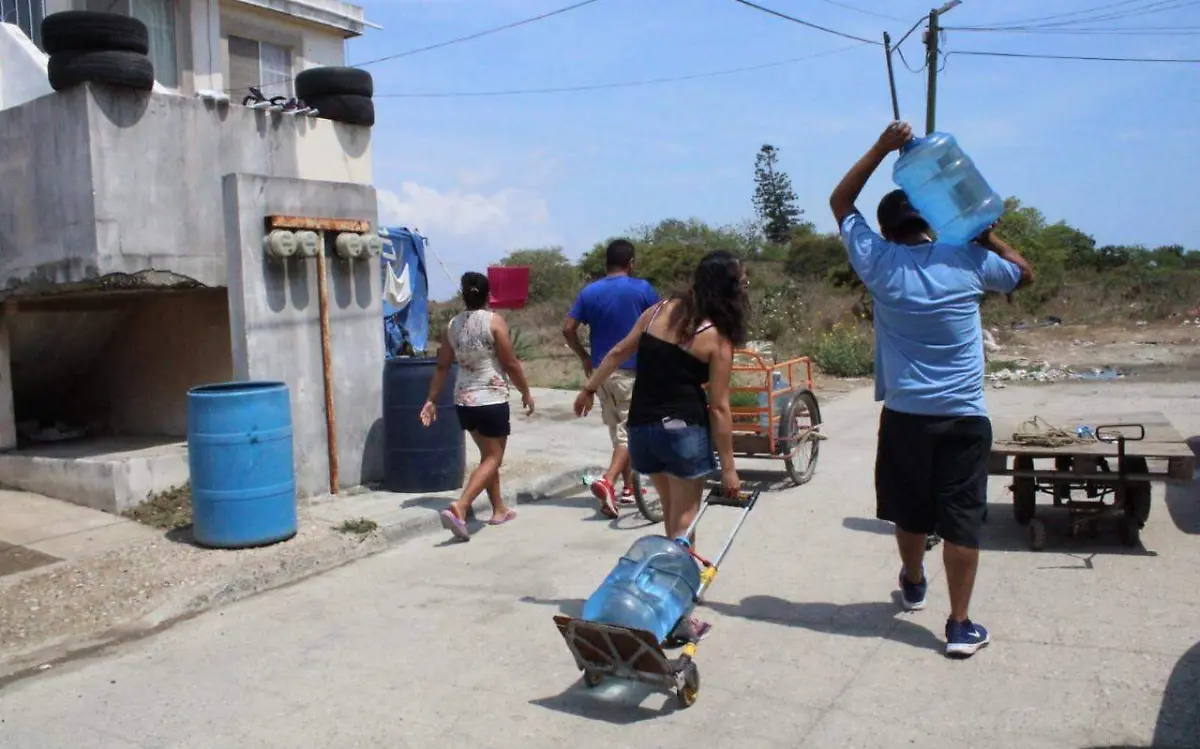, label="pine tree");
[752,144,803,246]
